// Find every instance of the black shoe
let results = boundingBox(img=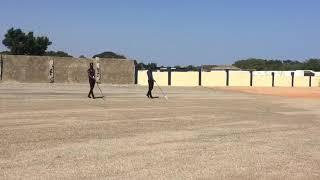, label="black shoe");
[88,95,91,98]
